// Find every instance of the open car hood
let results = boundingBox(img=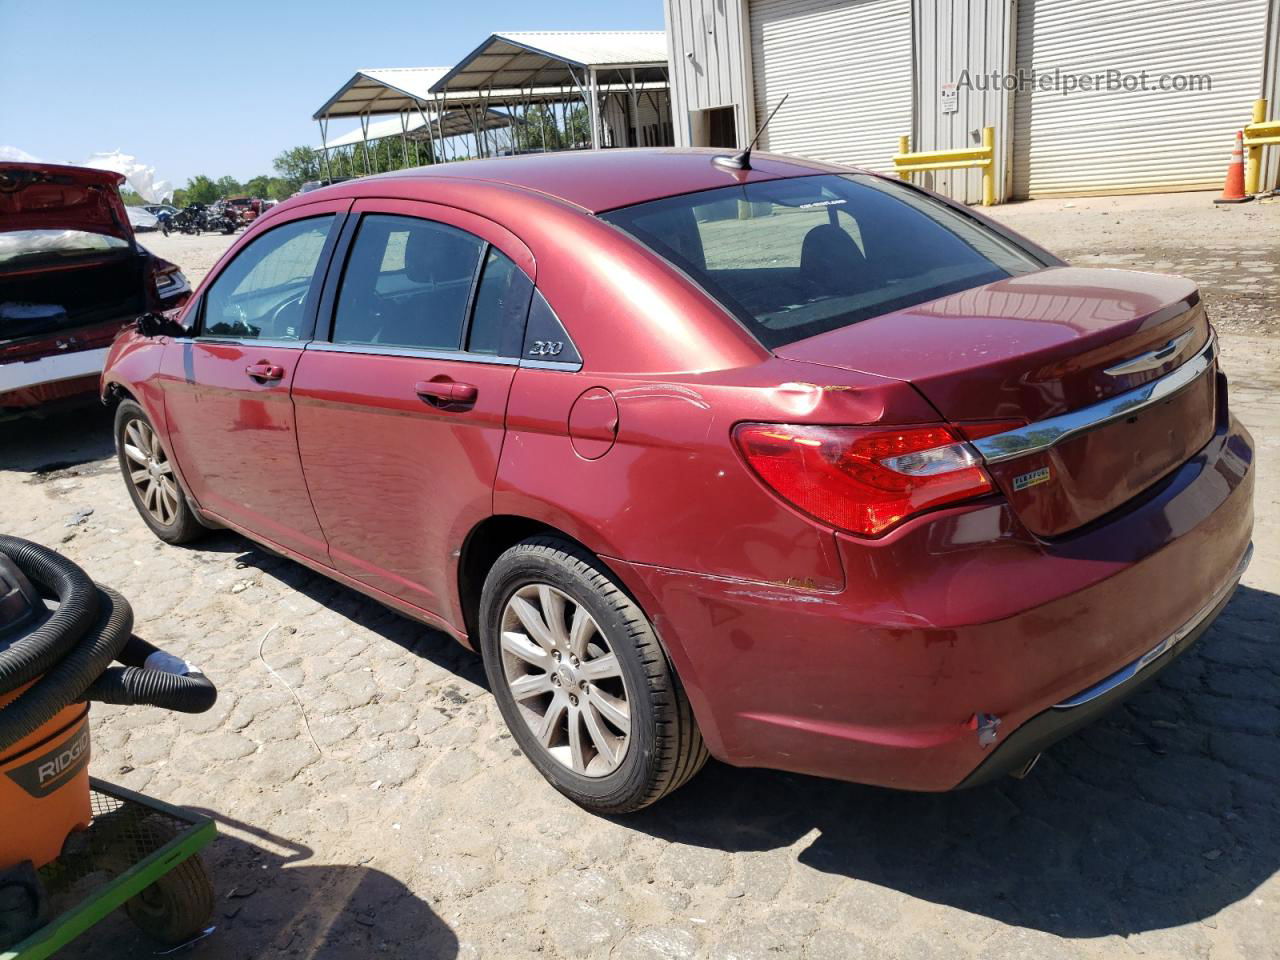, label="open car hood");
[0,162,134,244]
